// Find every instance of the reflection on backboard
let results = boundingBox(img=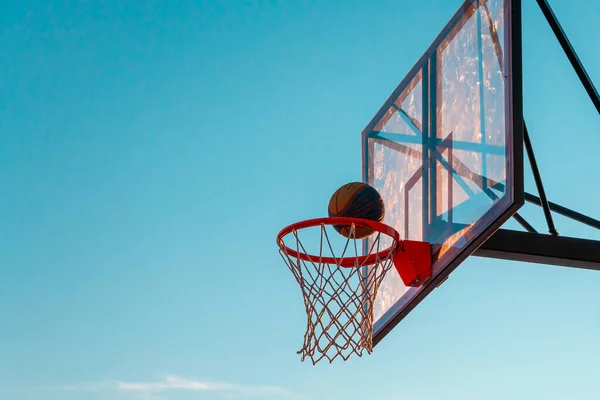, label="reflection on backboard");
[362,0,523,344]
